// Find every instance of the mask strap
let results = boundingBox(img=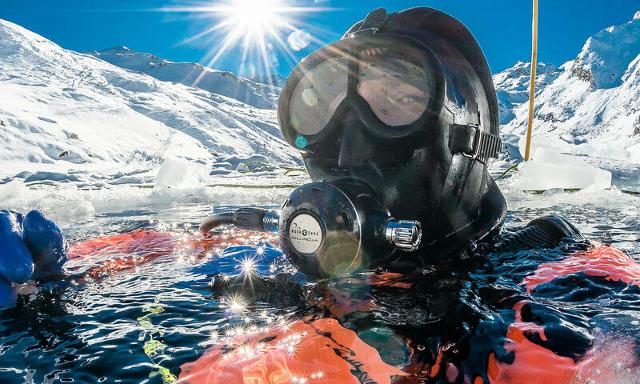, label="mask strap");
[349,8,388,37]
[449,124,502,162]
